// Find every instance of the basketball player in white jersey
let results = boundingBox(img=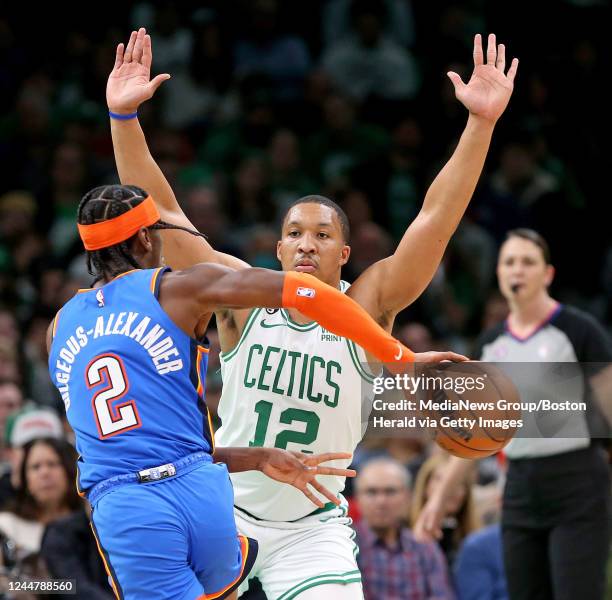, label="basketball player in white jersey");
[106,28,518,599]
